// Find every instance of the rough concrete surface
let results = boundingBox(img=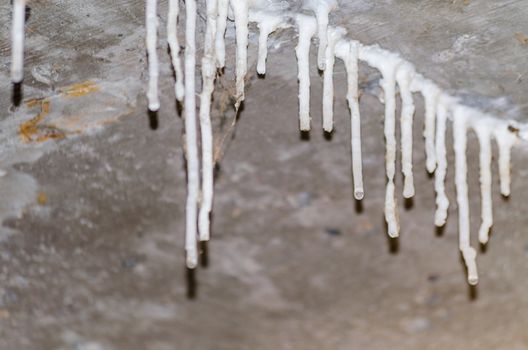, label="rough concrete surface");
[0,0,528,349]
